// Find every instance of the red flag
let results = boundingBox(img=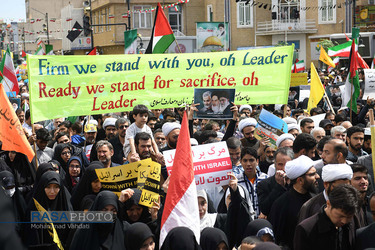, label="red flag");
[160,111,200,247]
[87,47,97,55]
[0,84,35,161]
[357,52,369,69]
